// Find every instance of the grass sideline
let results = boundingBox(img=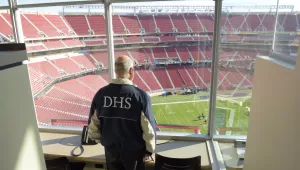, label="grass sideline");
[151,93,250,135]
